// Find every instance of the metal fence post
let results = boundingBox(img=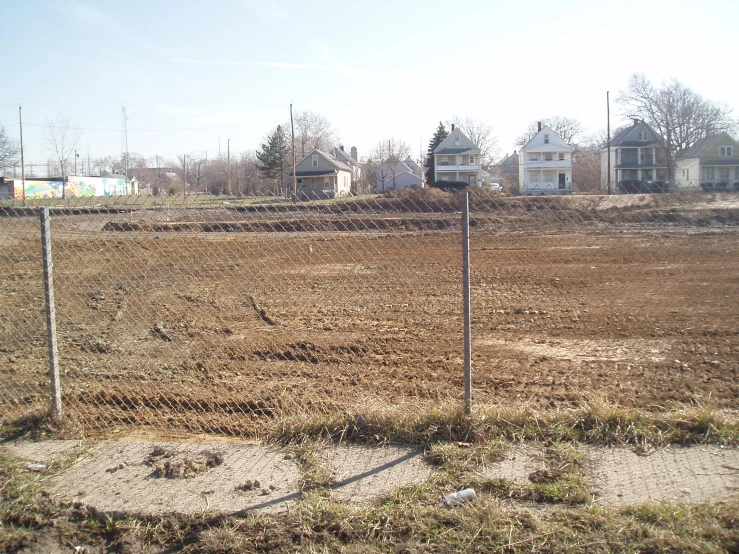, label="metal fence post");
[40,207,62,417]
[461,192,472,415]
